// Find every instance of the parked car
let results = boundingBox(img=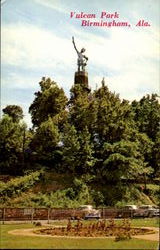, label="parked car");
[117,205,138,218]
[84,212,101,220]
[134,205,159,218]
[73,205,101,220]
[123,205,138,210]
[79,205,93,211]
